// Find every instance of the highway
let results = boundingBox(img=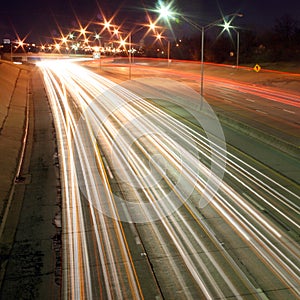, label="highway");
[38,59,300,299]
